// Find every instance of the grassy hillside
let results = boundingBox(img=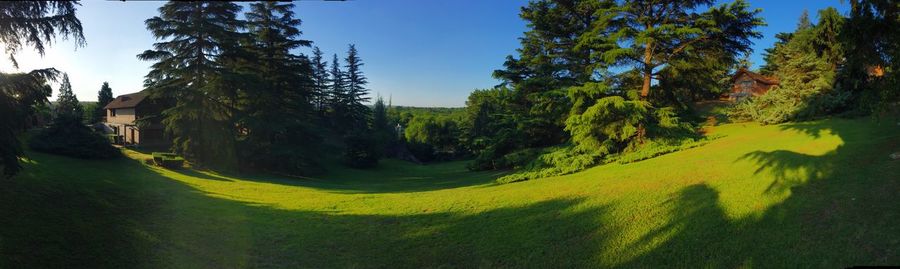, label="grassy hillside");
[2,117,899,268]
